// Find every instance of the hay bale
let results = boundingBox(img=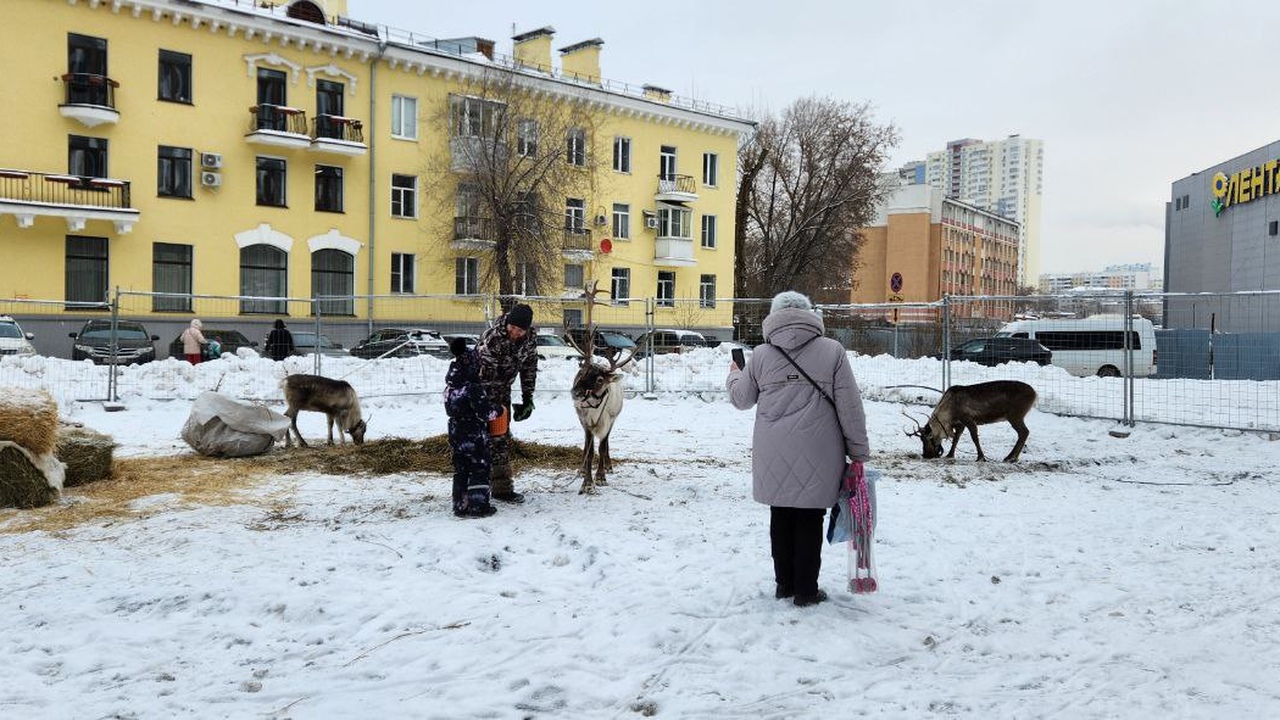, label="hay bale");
[0,443,59,509]
[0,386,58,456]
[56,426,116,488]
